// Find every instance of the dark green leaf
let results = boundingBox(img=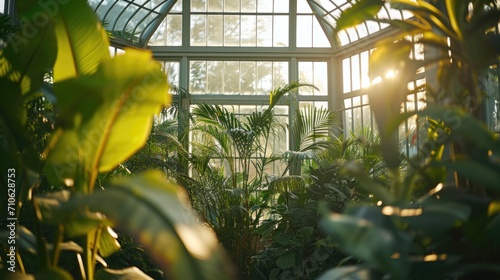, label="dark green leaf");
[320,212,409,278]
[276,251,296,270]
[335,0,383,32]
